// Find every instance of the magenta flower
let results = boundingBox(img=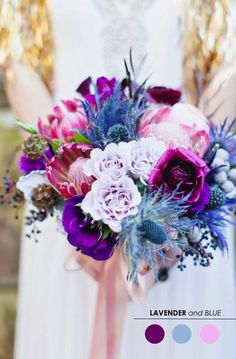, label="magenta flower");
[77,76,117,107]
[96,77,117,101]
[62,196,117,260]
[38,99,88,142]
[46,143,94,199]
[148,147,210,210]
